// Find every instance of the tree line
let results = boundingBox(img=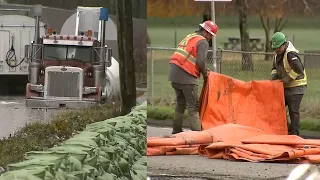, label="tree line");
[148,0,319,17]
[148,0,317,70]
